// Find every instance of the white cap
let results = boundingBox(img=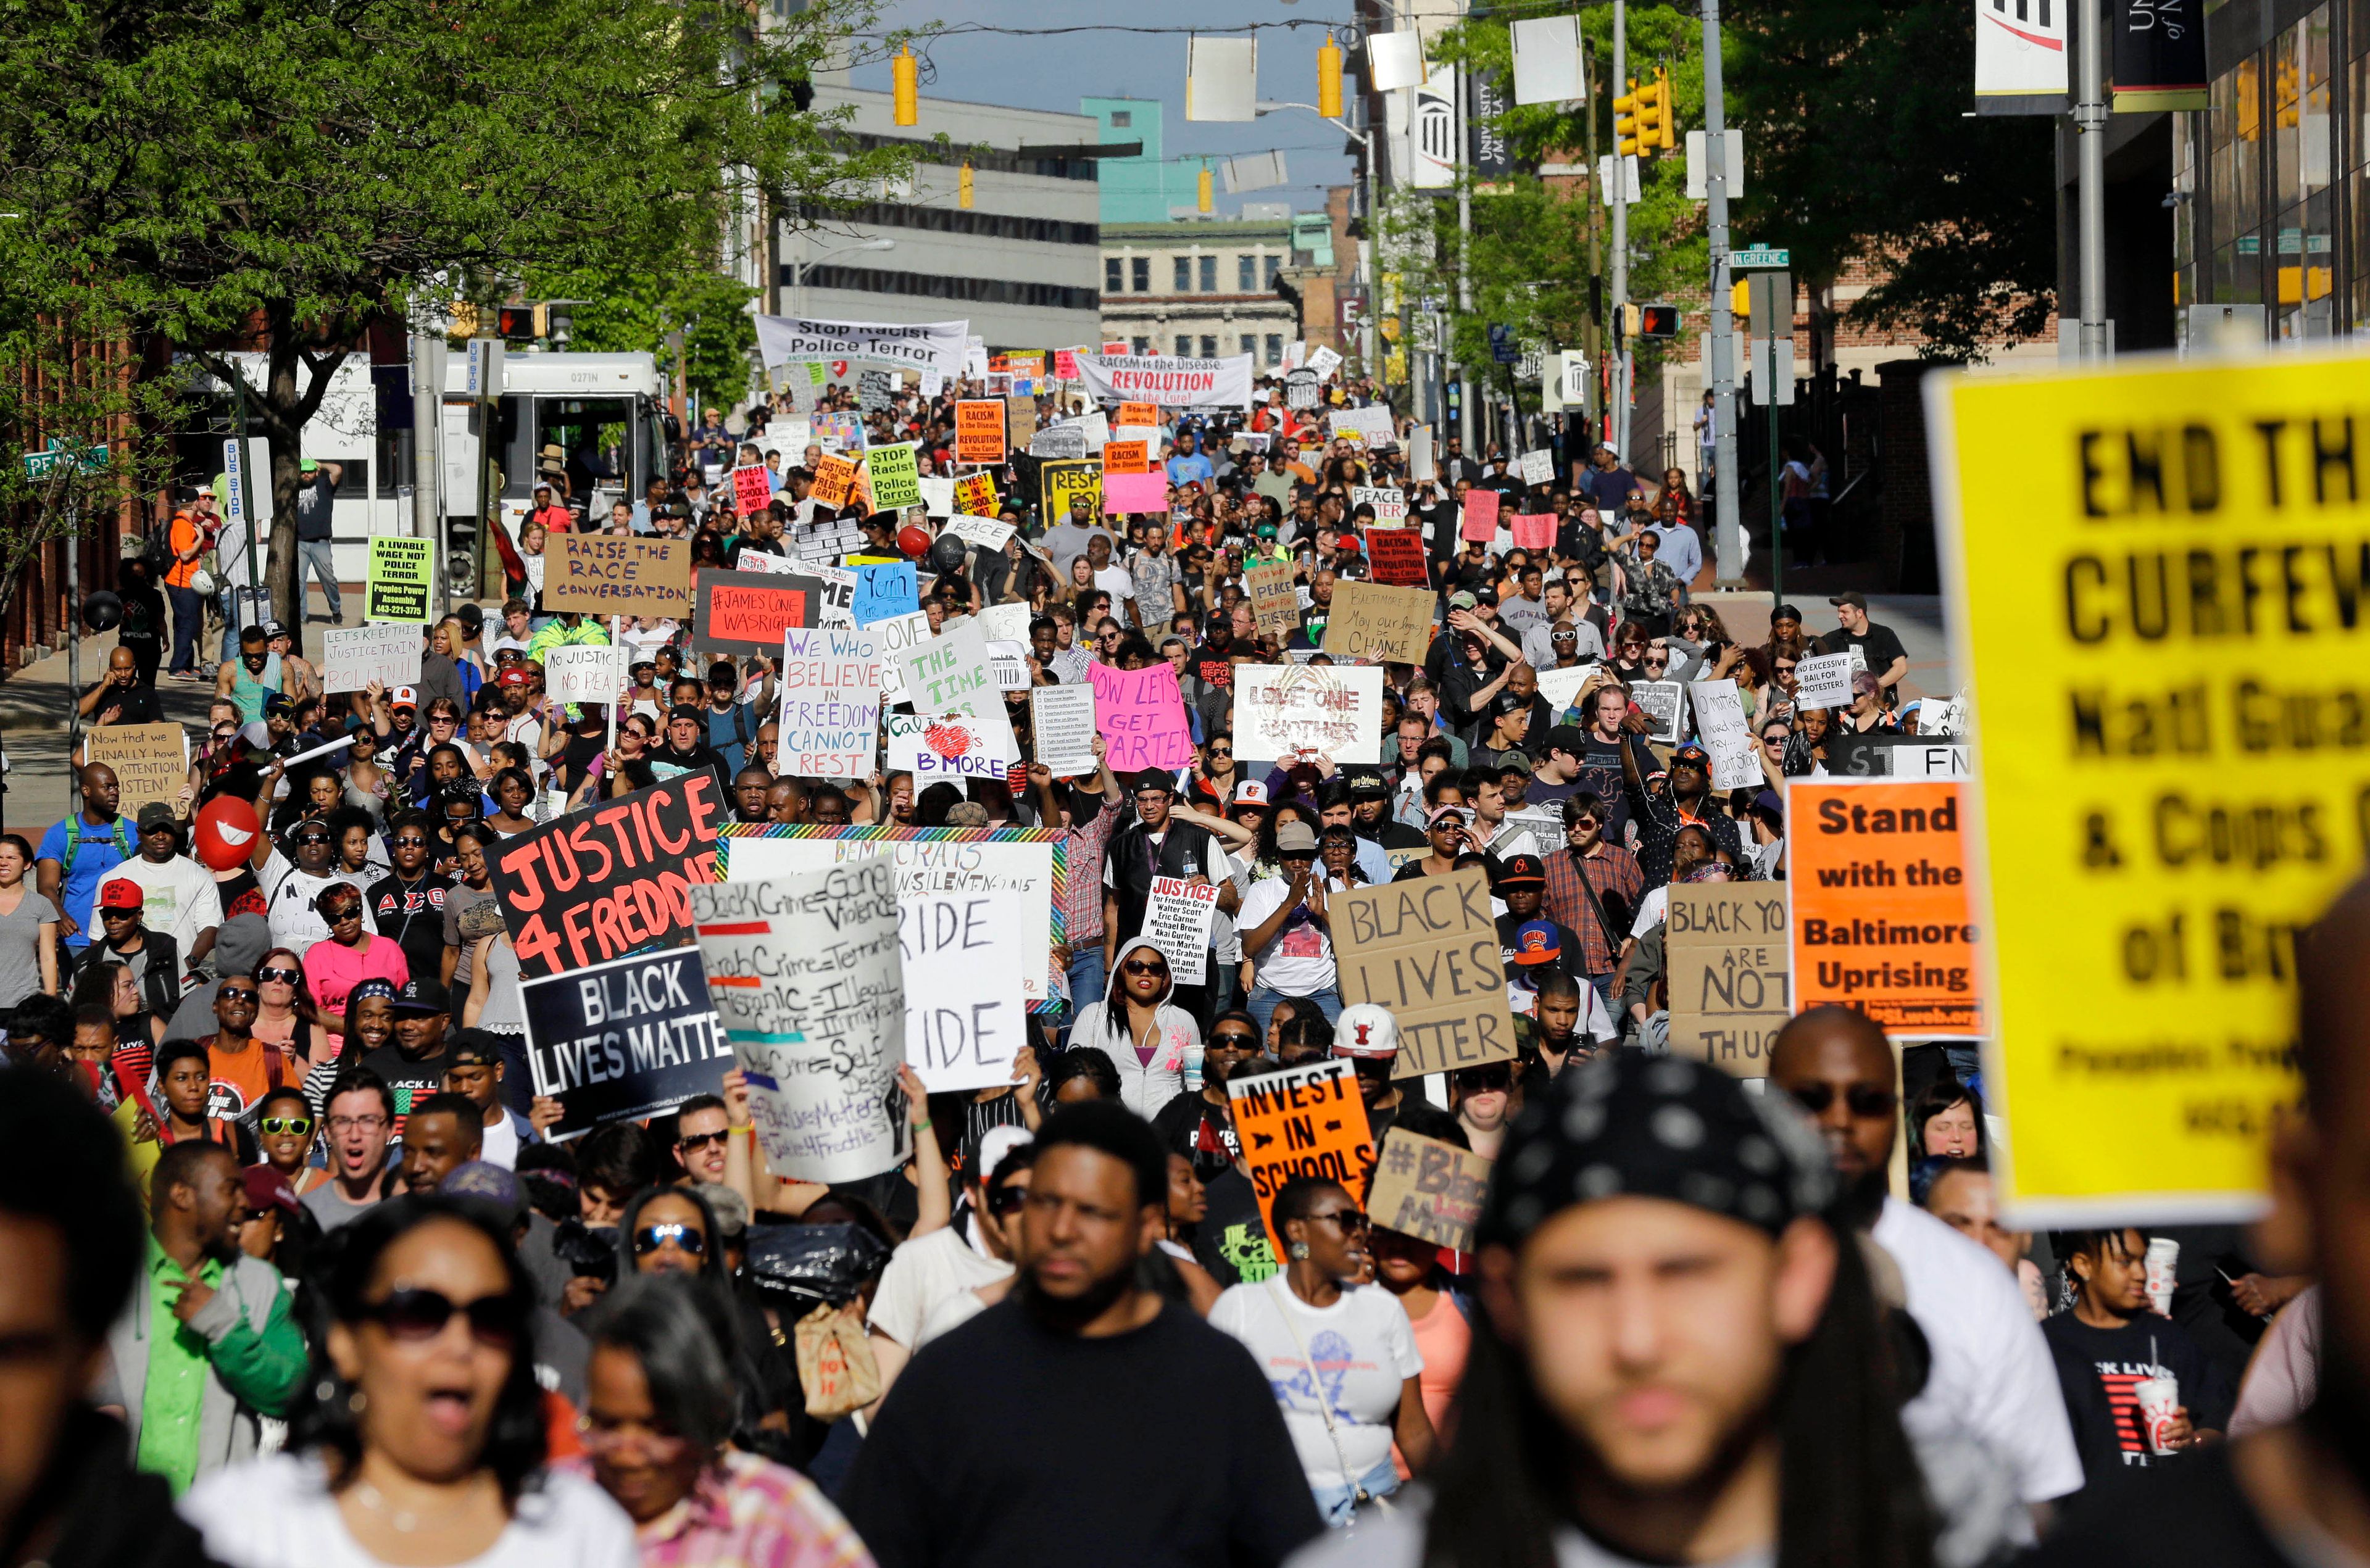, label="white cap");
[1333,1004,1400,1061]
